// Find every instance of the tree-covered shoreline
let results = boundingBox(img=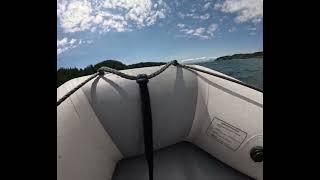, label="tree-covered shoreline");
[215,51,263,61]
